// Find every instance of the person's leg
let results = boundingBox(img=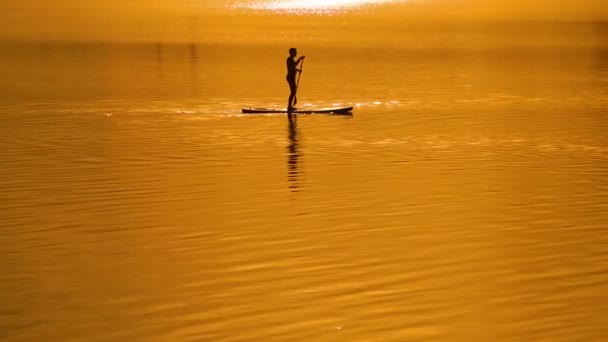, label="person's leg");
[288,78,296,110]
